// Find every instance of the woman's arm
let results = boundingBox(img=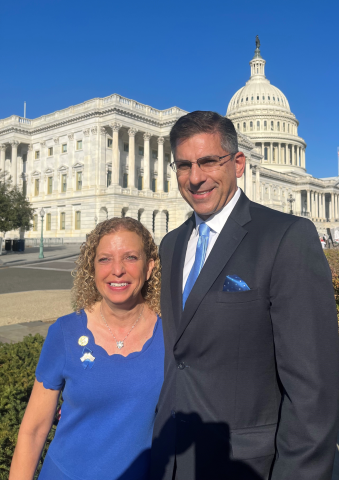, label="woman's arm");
[9,379,60,480]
